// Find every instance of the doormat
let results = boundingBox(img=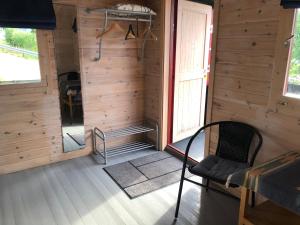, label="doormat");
[104,151,191,198]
